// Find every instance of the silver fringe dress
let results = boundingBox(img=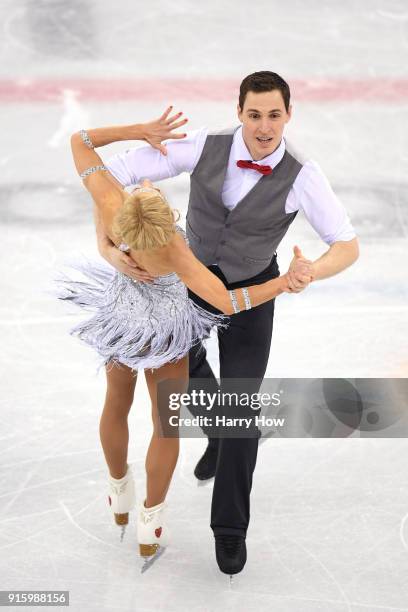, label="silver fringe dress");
[57,227,226,371]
